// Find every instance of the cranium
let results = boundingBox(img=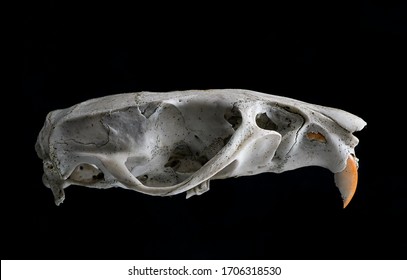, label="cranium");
[36,89,366,207]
